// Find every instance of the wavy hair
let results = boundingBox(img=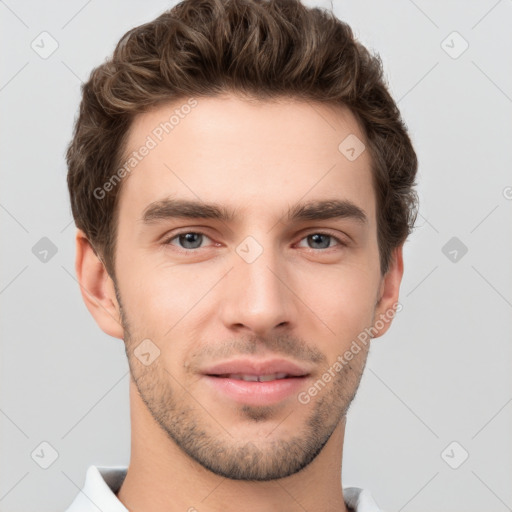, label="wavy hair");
[66,0,419,278]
